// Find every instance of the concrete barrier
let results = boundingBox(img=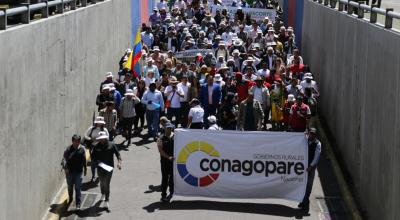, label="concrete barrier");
[302,1,400,219]
[0,0,131,219]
